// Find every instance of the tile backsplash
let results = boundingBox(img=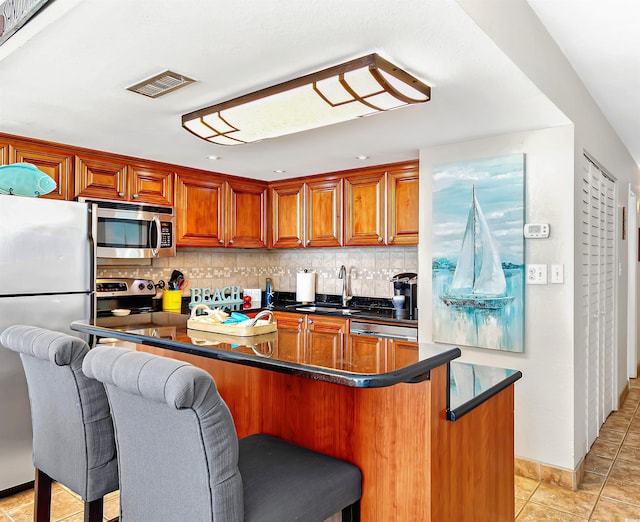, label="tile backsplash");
[97,246,418,299]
